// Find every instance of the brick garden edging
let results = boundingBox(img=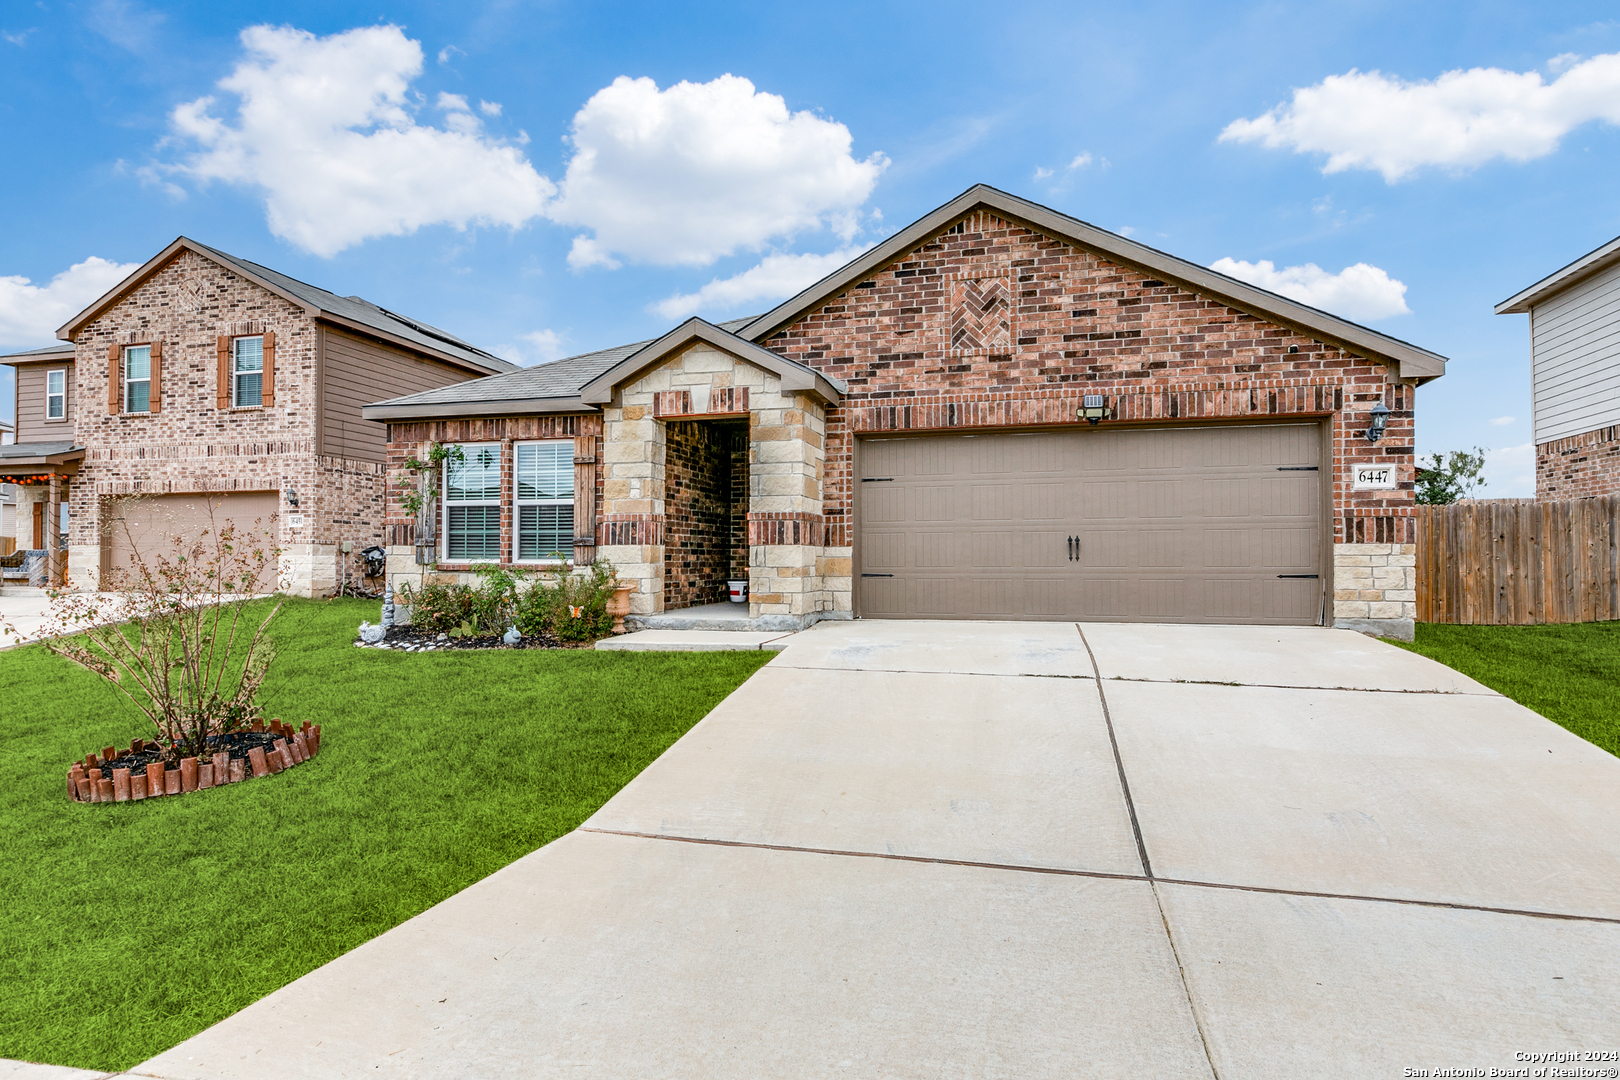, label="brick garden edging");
[66,718,323,804]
